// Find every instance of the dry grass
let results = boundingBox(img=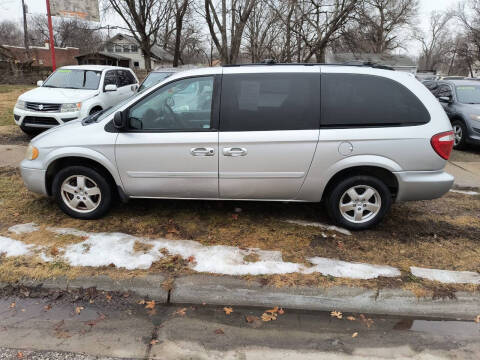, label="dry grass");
[0,167,479,294]
[0,85,34,127]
